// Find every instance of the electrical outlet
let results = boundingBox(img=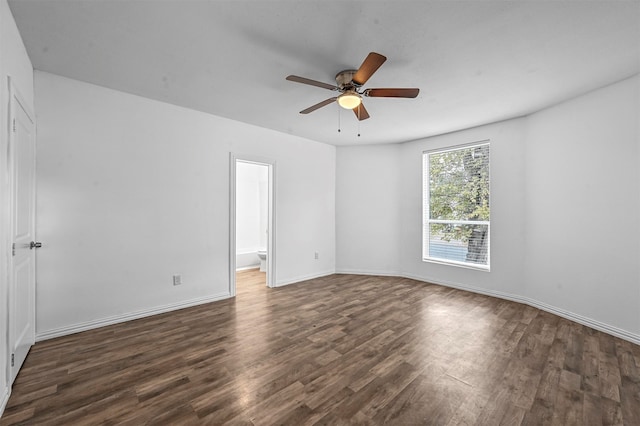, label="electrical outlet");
[173,274,182,286]
[314,251,319,260]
